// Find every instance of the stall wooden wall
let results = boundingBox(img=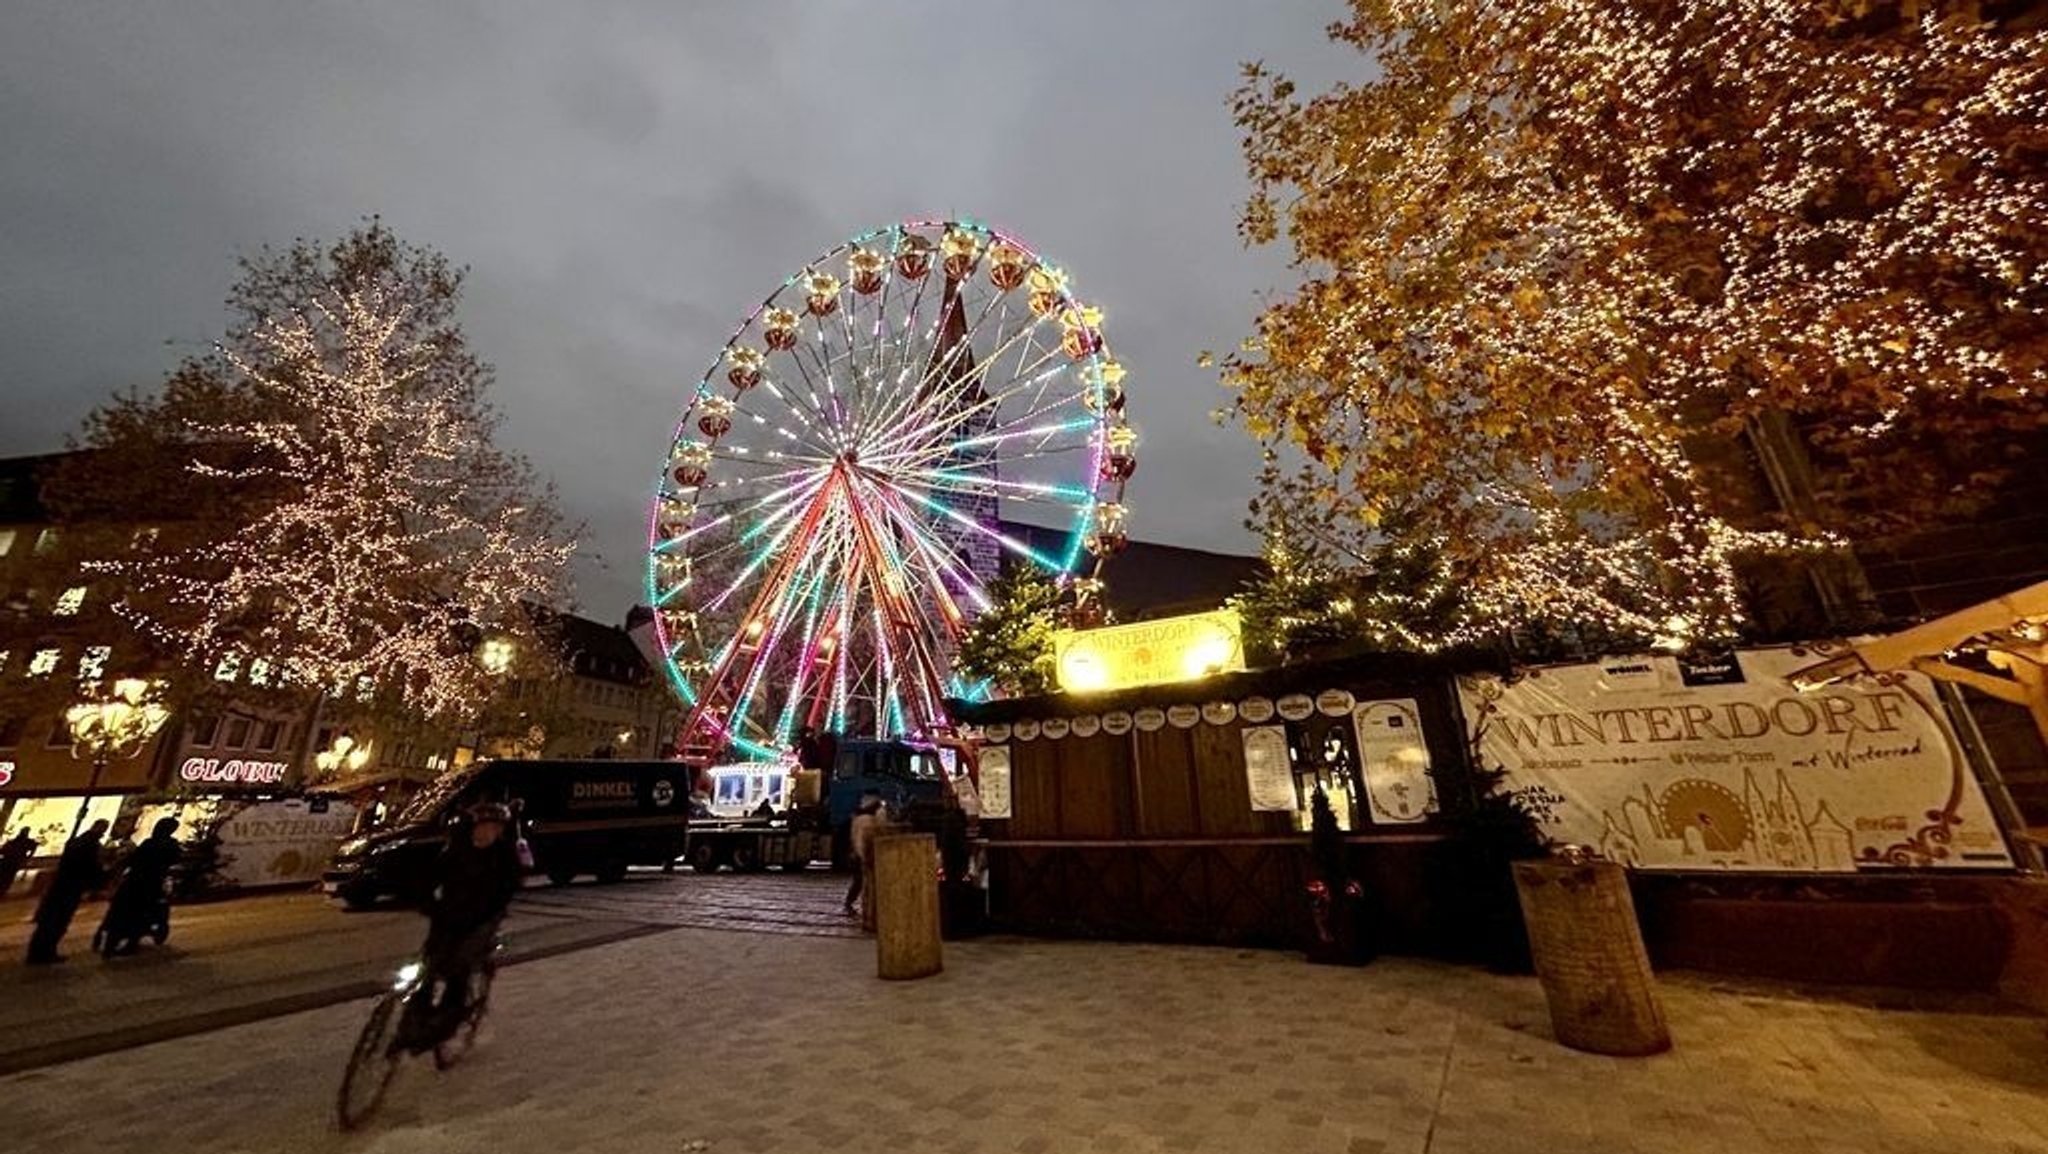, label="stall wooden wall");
[981,677,1476,951]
